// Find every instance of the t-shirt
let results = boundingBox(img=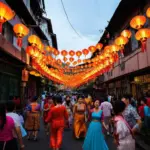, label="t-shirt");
[144,106,150,117]
[0,116,15,141]
[100,101,113,117]
[7,112,21,127]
